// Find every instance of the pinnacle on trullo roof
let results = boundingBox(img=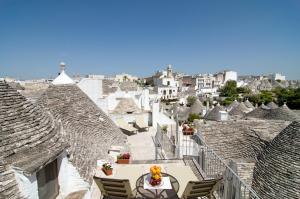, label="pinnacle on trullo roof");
[246,104,270,119]
[229,102,250,116]
[204,104,225,121]
[227,99,239,111]
[264,103,300,121]
[266,101,278,109]
[244,99,254,109]
[52,62,75,85]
